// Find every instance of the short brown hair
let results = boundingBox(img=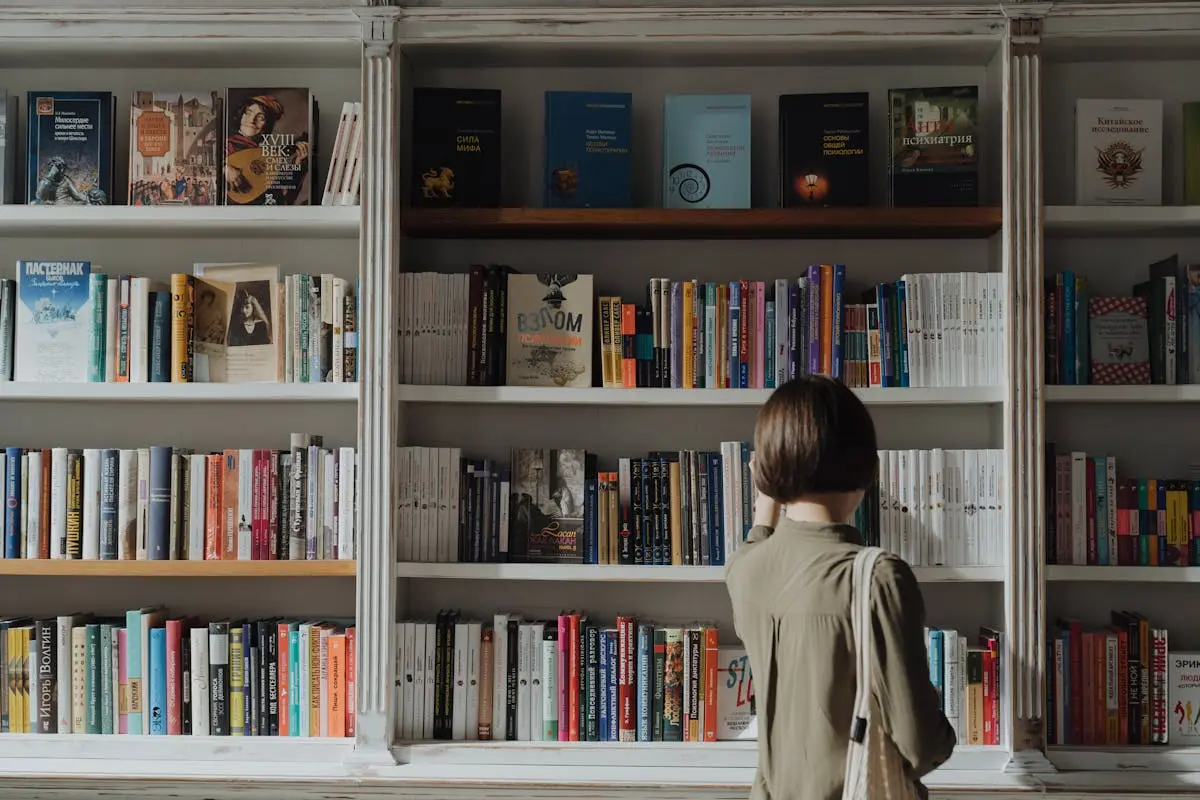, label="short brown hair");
[753,376,878,503]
